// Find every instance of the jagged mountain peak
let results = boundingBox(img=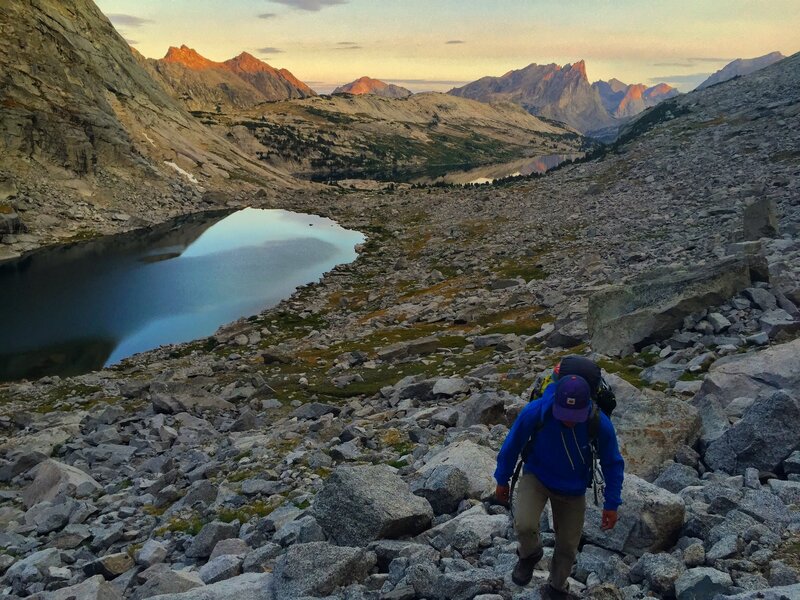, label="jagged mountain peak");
[224,52,277,74]
[697,51,787,90]
[162,45,217,69]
